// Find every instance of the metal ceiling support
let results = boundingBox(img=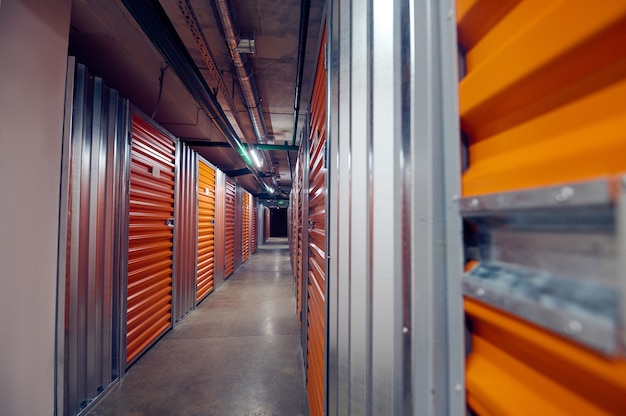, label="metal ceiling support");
[291,0,311,146]
[182,139,298,152]
[120,0,270,192]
